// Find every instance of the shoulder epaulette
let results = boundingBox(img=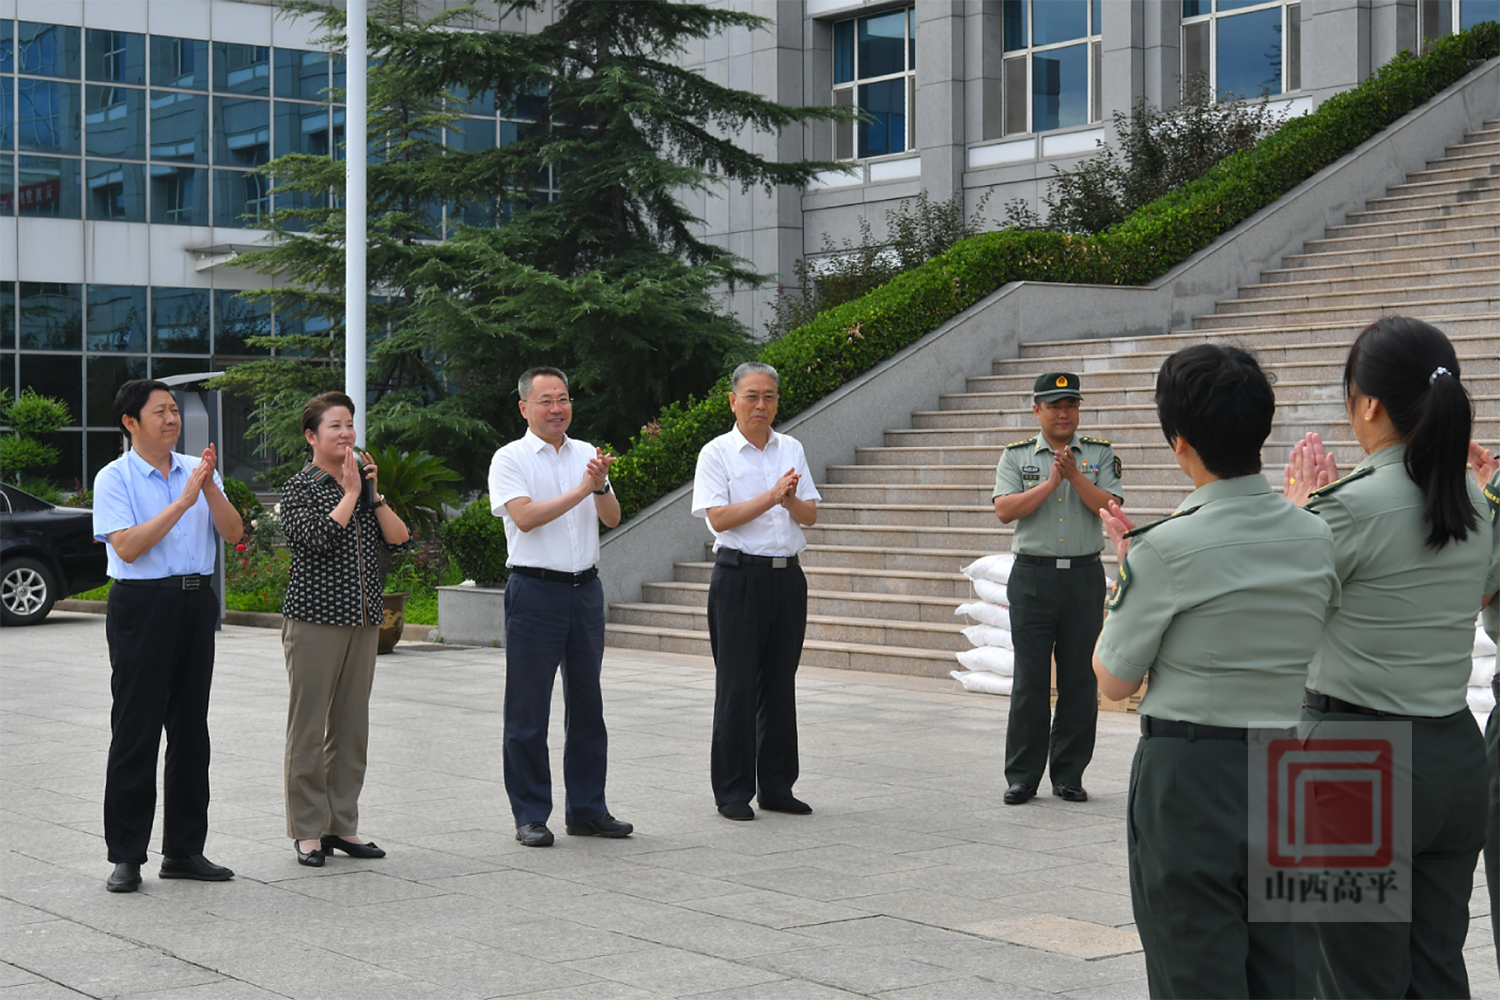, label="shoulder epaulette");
[1307,466,1374,500]
[1004,437,1037,450]
[1122,505,1202,540]
[1080,436,1112,446]
[1484,481,1499,518]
